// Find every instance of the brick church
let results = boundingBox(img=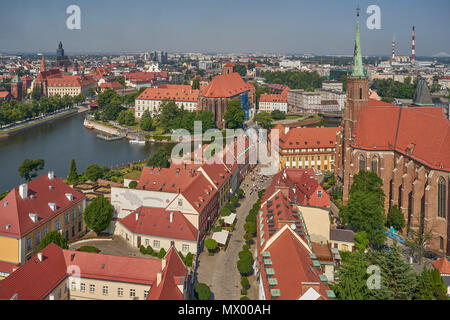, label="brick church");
[335,11,449,256]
